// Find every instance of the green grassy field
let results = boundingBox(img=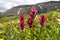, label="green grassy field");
[0,11,60,40]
